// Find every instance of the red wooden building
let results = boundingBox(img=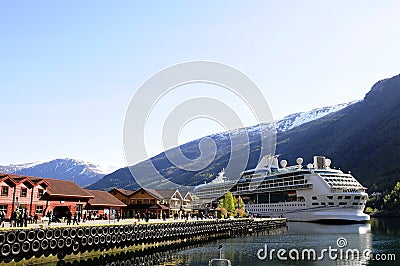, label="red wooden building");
[0,173,95,220]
